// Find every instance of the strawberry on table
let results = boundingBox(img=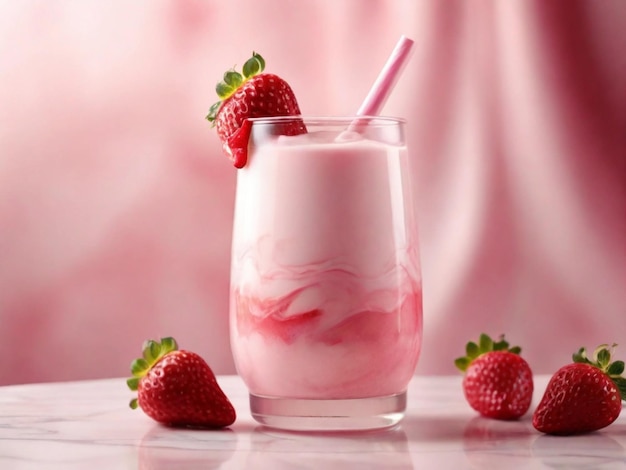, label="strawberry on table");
[533,344,626,435]
[206,51,306,168]
[455,333,534,420]
[127,337,236,429]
